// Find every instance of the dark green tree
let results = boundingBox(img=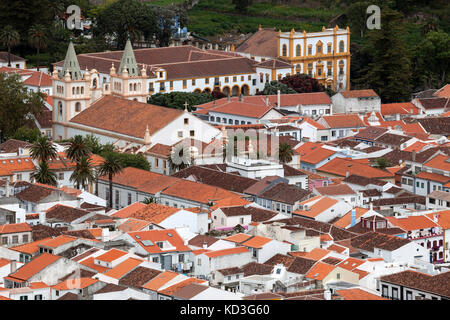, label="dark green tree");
[11,127,41,143]
[257,80,297,95]
[0,25,20,67]
[28,25,48,71]
[232,0,253,14]
[355,9,412,102]
[280,74,325,93]
[374,157,390,170]
[345,1,371,37]
[66,135,92,163]
[278,142,293,164]
[98,154,124,208]
[31,161,57,186]
[147,91,213,110]
[70,156,95,189]
[29,135,58,163]
[413,31,450,90]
